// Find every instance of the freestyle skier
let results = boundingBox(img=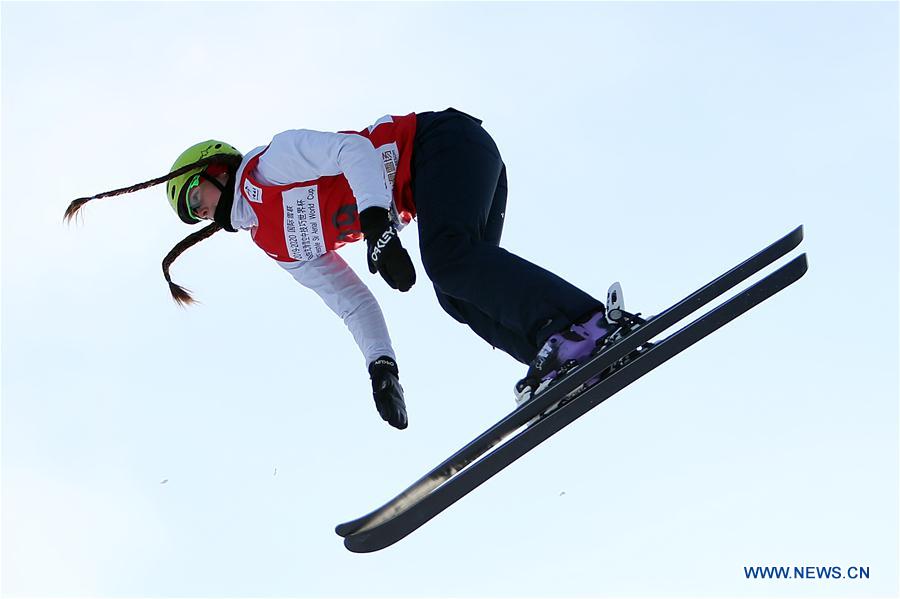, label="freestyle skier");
[65,108,621,430]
